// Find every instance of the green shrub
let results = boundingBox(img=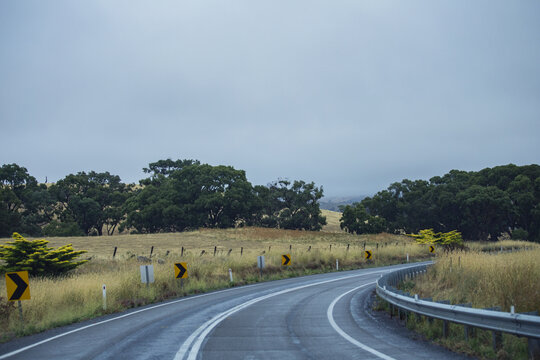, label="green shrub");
[511,228,528,241]
[0,232,88,277]
[42,220,84,237]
